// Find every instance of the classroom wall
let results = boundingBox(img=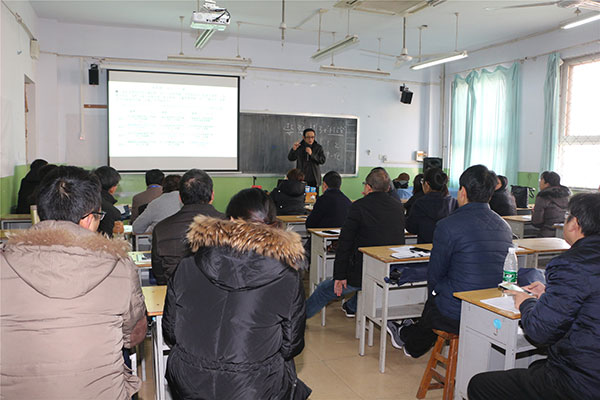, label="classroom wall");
[1,1,39,214]
[27,18,439,211]
[441,22,599,187]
